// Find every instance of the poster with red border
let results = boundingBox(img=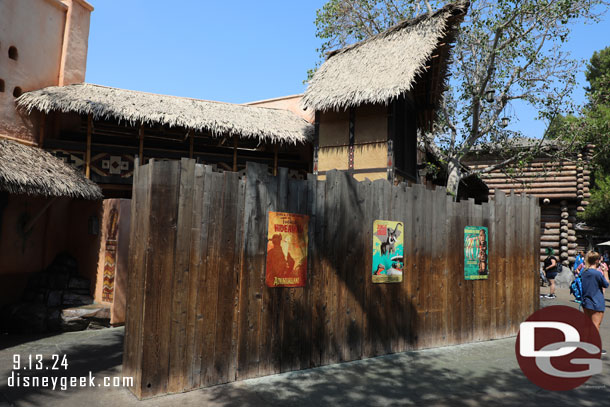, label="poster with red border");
[266,211,309,287]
